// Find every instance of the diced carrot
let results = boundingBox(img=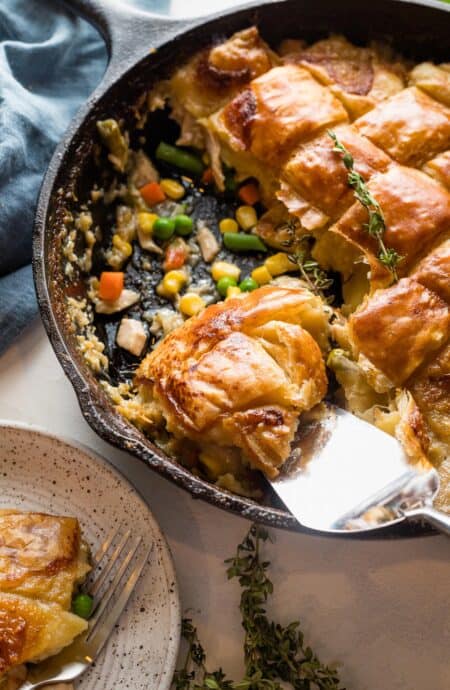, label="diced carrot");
[163,240,187,271]
[202,167,214,185]
[139,181,166,206]
[98,271,124,301]
[238,182,260,206]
